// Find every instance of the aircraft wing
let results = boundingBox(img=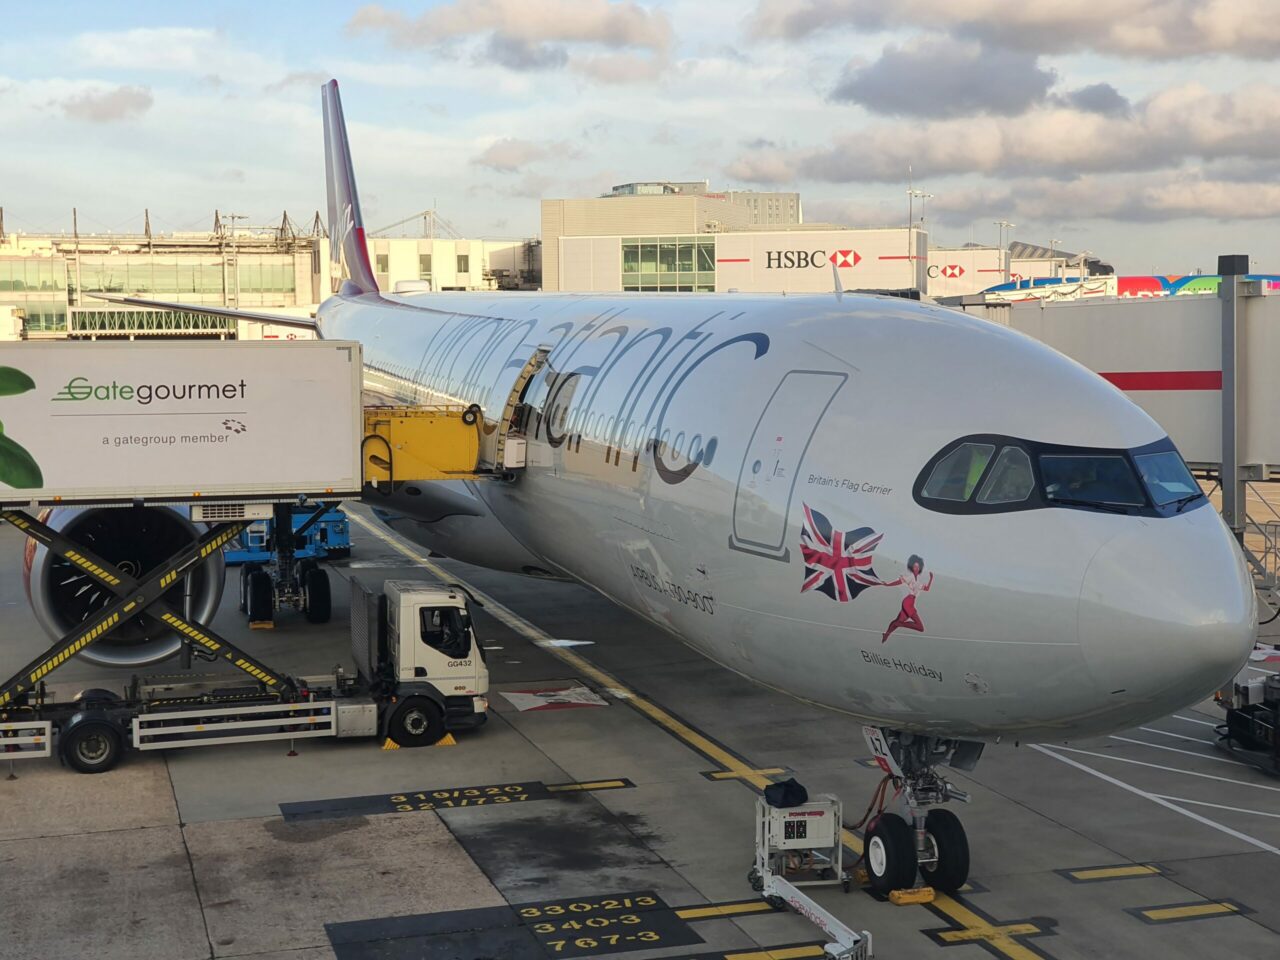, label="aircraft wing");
[89,293,319,331]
